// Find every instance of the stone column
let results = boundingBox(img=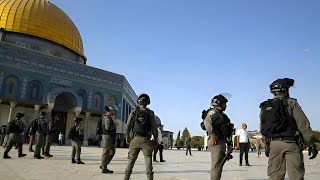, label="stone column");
[82,112,91,146]
[47,103,55,120]
[8,101,17,122]
[34,105,41,119]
